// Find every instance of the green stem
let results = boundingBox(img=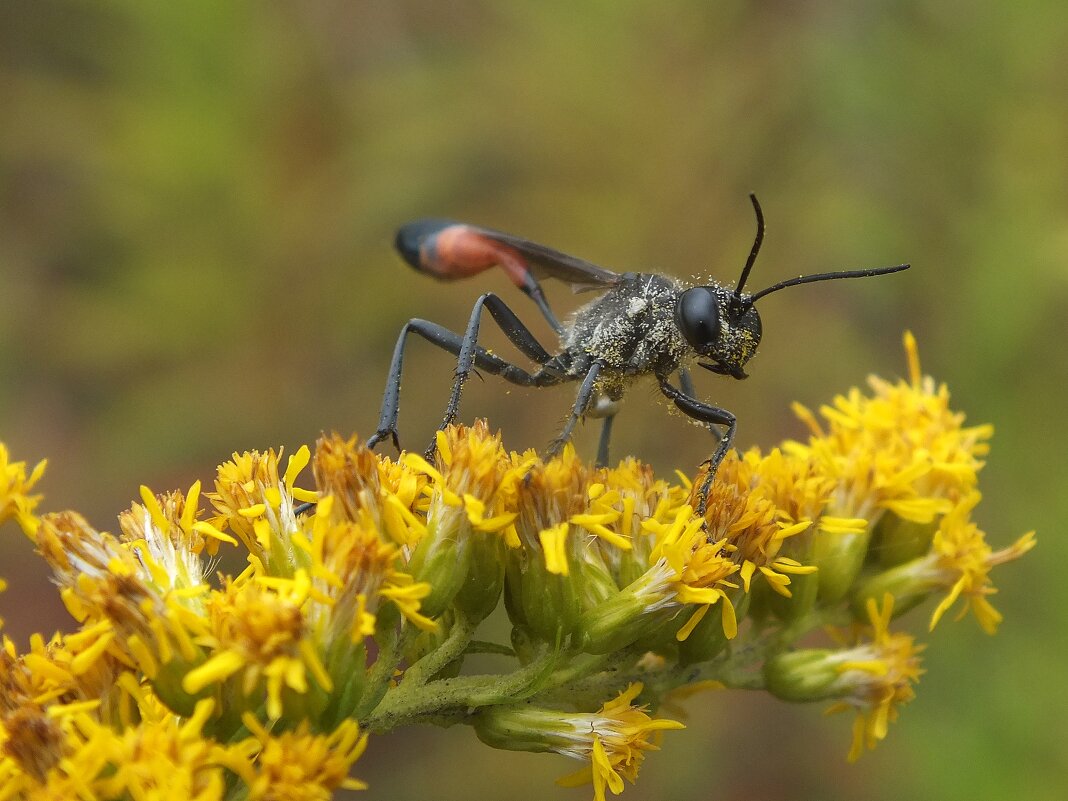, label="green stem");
[355,622,408,720]
[362,647,557,732]
[401,611,476,686]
